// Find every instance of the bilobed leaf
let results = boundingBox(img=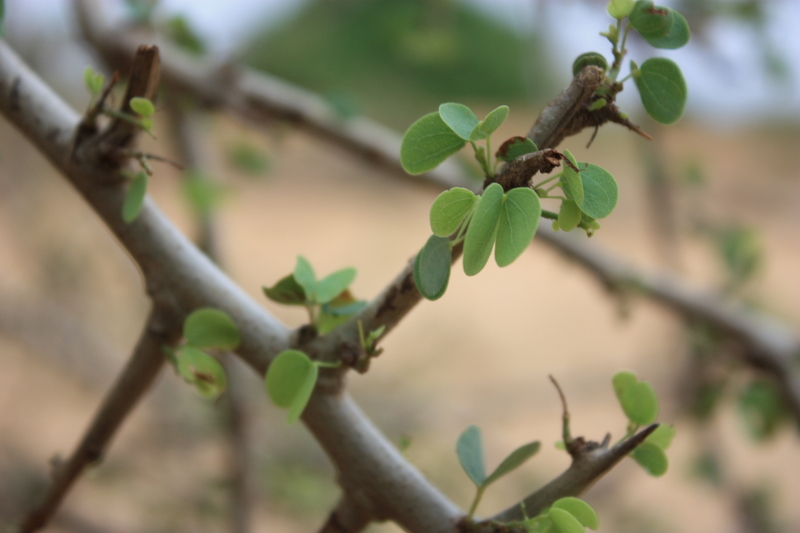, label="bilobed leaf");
[634,58,687,125]
[263,274,307,305]
[578,164,618,219]
[558,200,582,231]
[184,308,240,350]
[315,267,357,304]
[470,105,509,141]
[130,97,155,117]
[495,187,541,267]
[613,371,659,426]
[414,235,452,301]
[548,508,585,533]
[463,183,503,276]
[401,112,467,175]
[631,441,668,476]
[122,171,148,223]
[646,424,676,449]
[484,441,540,486]
[176,346,227,399]
[629,1,674,39]
[496,137,538,162]
[430,187,478,237]
[560,150,584,207]
[265,350,318,424]
[644,10,690,49]
[552,497,599,530]
[293,256,317,301]
[439,103,480,140]
[456,425,486,486]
